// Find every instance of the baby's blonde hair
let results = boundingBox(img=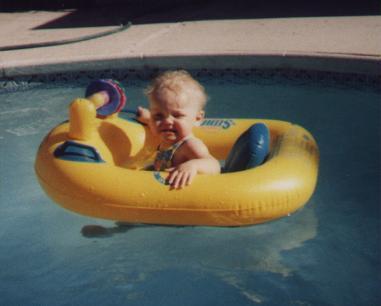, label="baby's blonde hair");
[145,70,207,110]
